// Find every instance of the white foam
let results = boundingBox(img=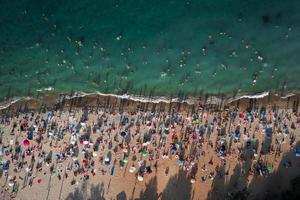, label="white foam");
[36,87,54,92]
[280,93,295,99]
[65,91,196,105]
[0,97,32,111]
[228,91,269,103]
